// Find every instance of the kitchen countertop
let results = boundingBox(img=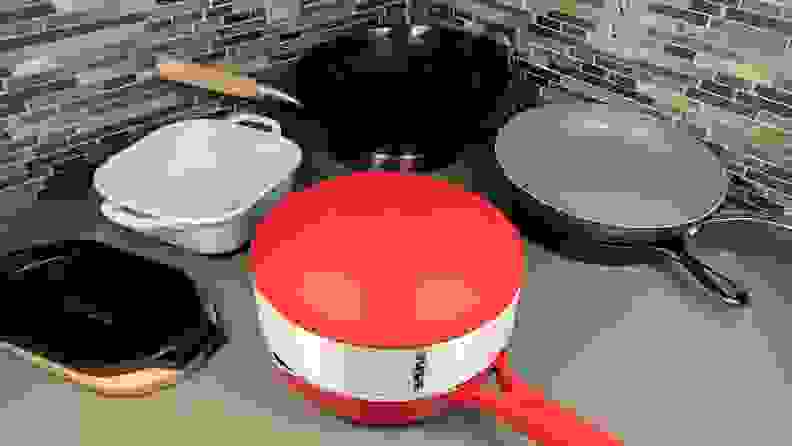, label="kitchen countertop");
[2,97,792,446]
